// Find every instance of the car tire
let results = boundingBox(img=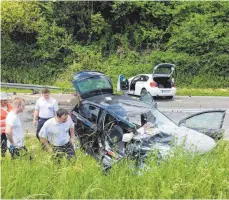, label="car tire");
[140,88,147,96]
